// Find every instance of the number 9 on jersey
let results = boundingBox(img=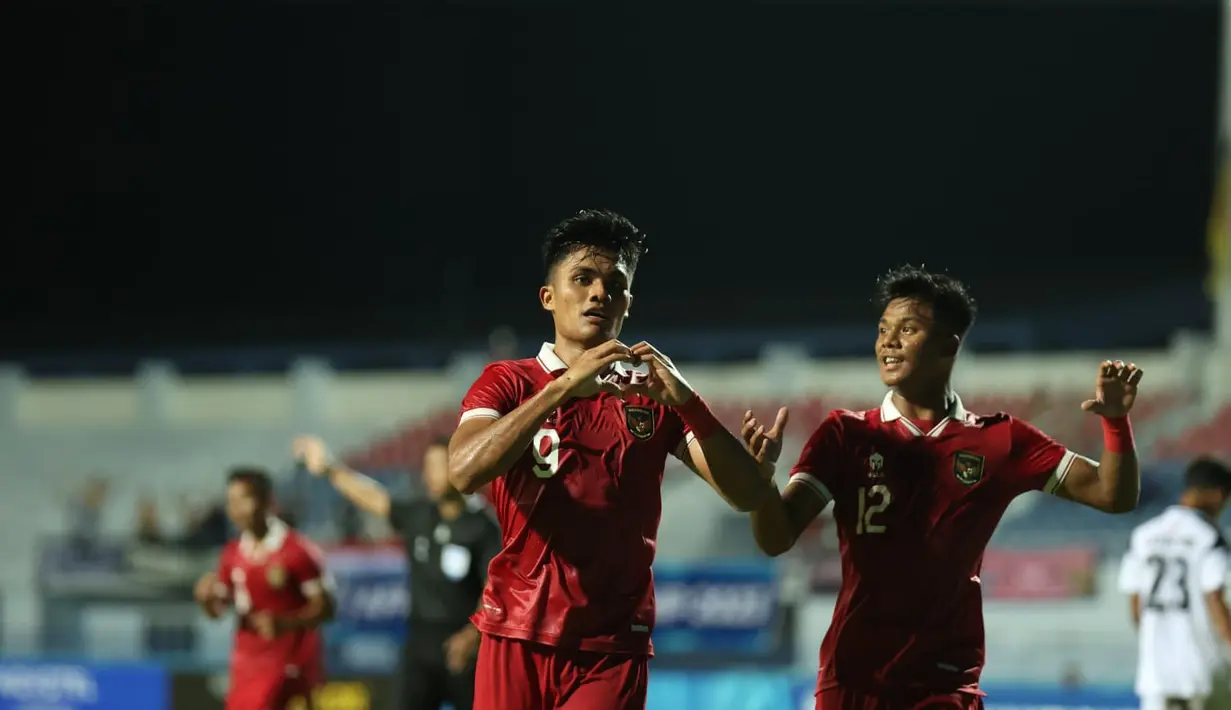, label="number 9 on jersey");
[532,428,561,478]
